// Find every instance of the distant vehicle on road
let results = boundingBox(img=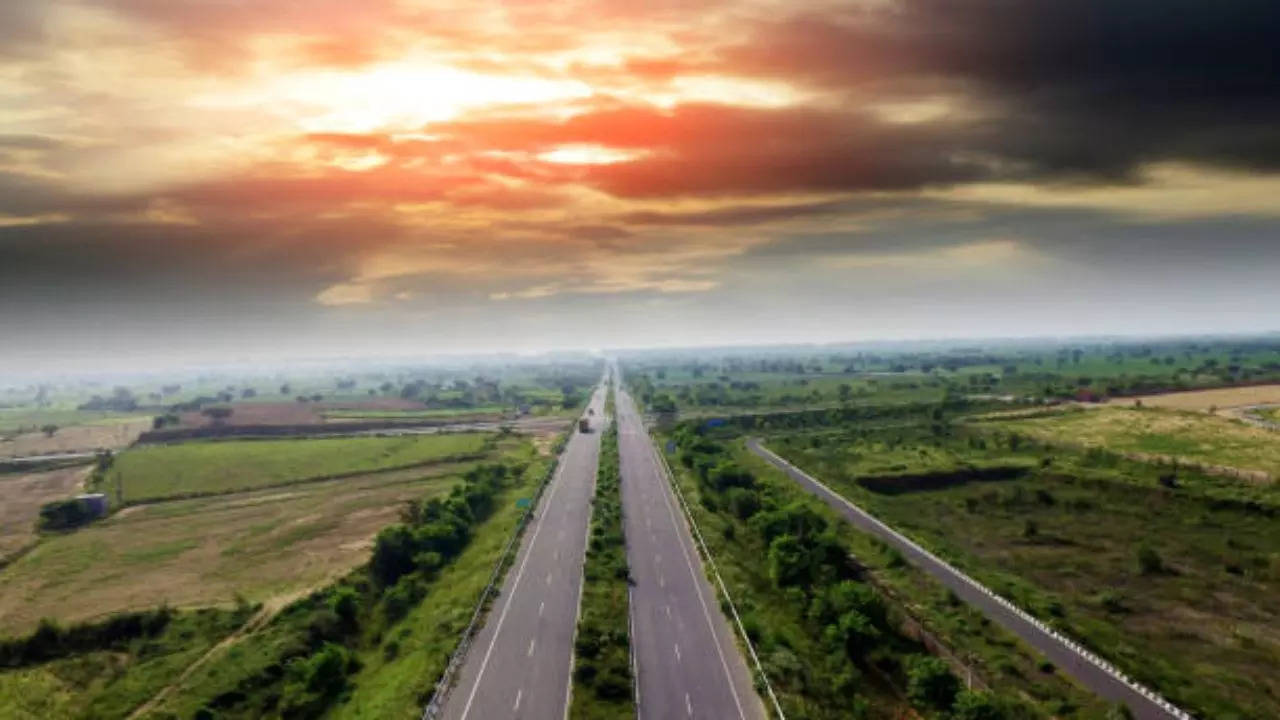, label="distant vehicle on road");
[578,418,591,433]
